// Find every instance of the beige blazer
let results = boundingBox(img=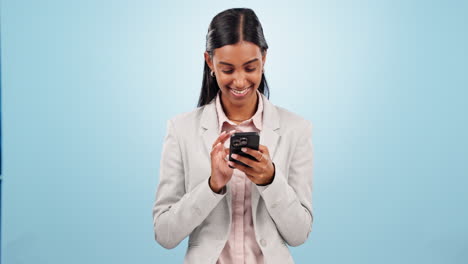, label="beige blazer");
[152,93,314,264]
